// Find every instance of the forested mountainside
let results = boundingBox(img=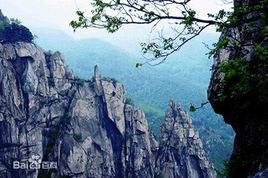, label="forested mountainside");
[33,27,234,170]
[0,40,216,178]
